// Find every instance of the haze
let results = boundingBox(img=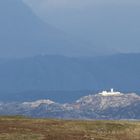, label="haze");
[24,0,140,54]
[0,0,140,102]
